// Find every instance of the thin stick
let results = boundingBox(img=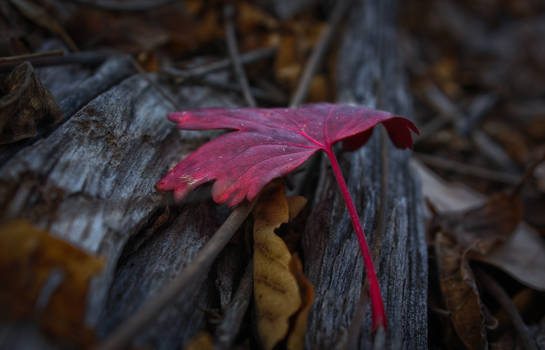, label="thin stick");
[422,84,518,172]
[374,87,388,260]
[195,78,287,105]
[213,260,253,350]
[130,58,182,110]
[510,151,545,198]
[476,269,538,350]
[162,47,276,82]
[97,202,254,350]
[289,0,352,107]
[0,50,64,64]
[415,114,451,143]
[74,0,177,12]
[472,130,519,172]
[223,5,256,107]
[415,153,519,184]
[0,51,109,73]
